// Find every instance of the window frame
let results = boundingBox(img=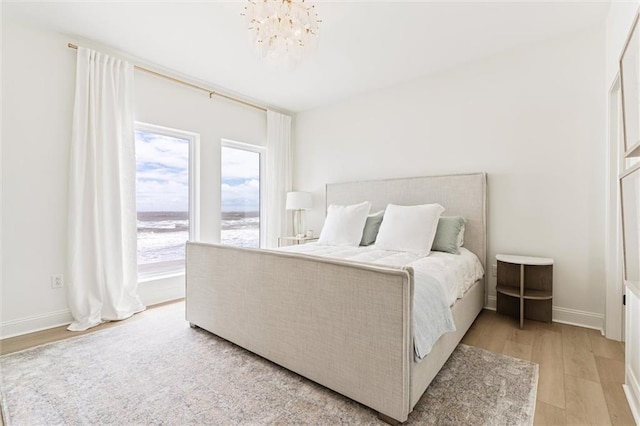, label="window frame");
[135,122,200,280]
[220,139,266,249]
